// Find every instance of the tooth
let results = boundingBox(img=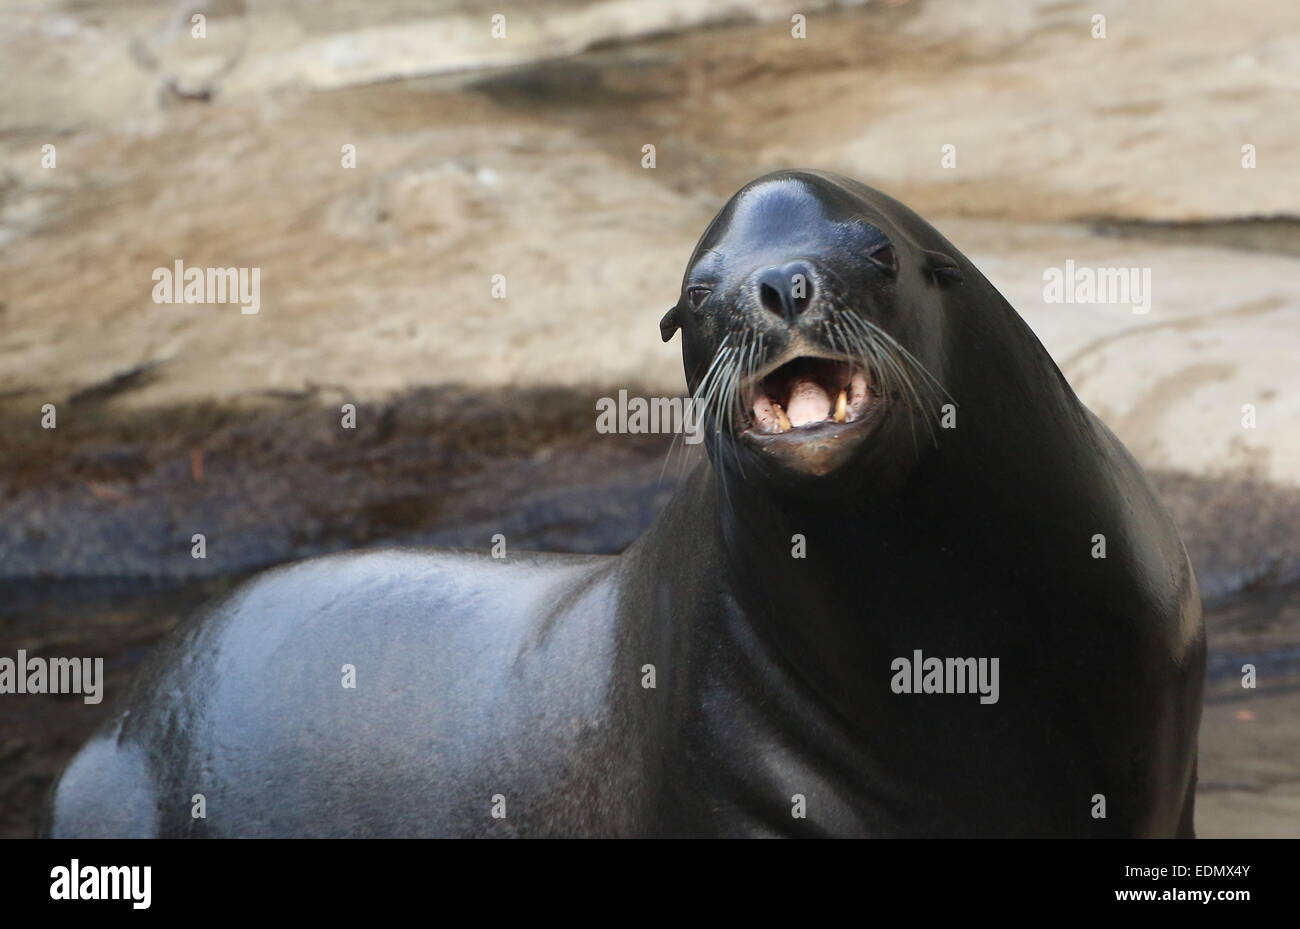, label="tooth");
[851,369,869,401]
[834,388,847,423]
[775,404,792,432]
